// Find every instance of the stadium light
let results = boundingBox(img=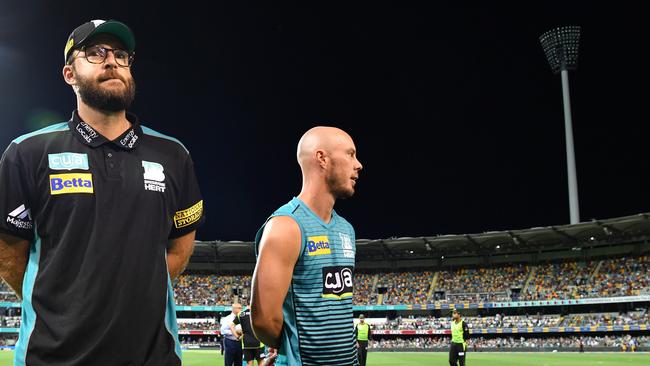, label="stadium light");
[540,26,581,224]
